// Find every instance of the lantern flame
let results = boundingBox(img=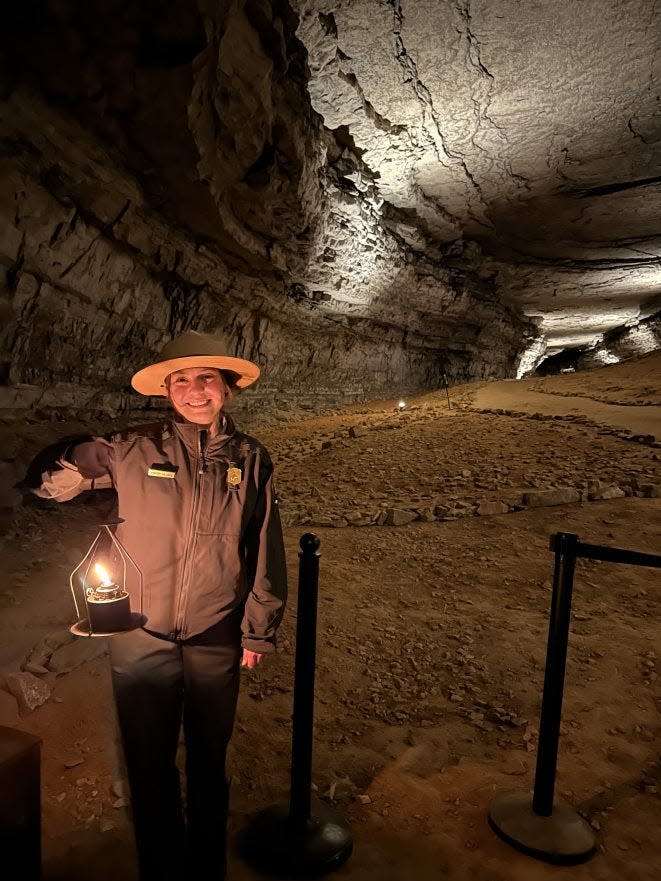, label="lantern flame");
[94,563,113,587]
